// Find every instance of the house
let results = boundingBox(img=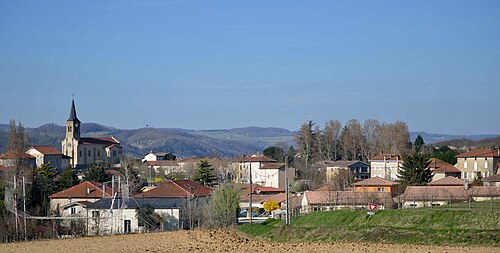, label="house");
[397,185,500,208]
[455,148,500,180]
[142,151,175,162]
[85,197,185,234]
[397,186,467,208]
[235,154,294,190]
[428,176,465,187]
[301,190,394,213]
[352,177,401,196]
[325,160,370,182]
[26,146,71,172]
[369,154,402,181]
[428,158,461,181]
[61,99,122,168]
[49,181,112,215]
[144,160,181,176]
[260,193,303,219]
[238,184,284,210]
[483,173,500,186]
[178,157,232,182]
[134,180,212,199]
[0,151,36,169]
